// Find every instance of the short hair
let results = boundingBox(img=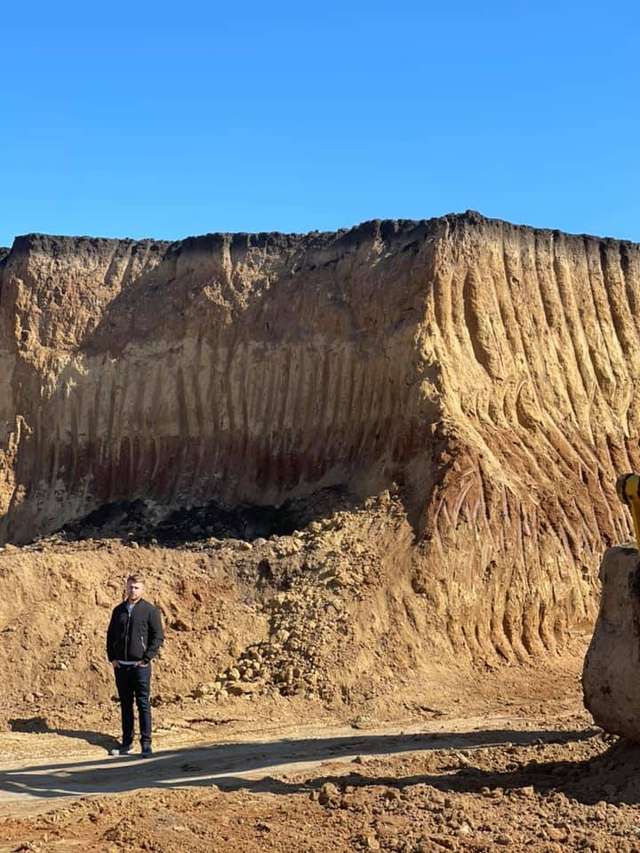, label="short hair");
[127,574,145,585]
